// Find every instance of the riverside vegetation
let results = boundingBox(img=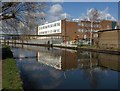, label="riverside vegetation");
[2,45,23,90]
